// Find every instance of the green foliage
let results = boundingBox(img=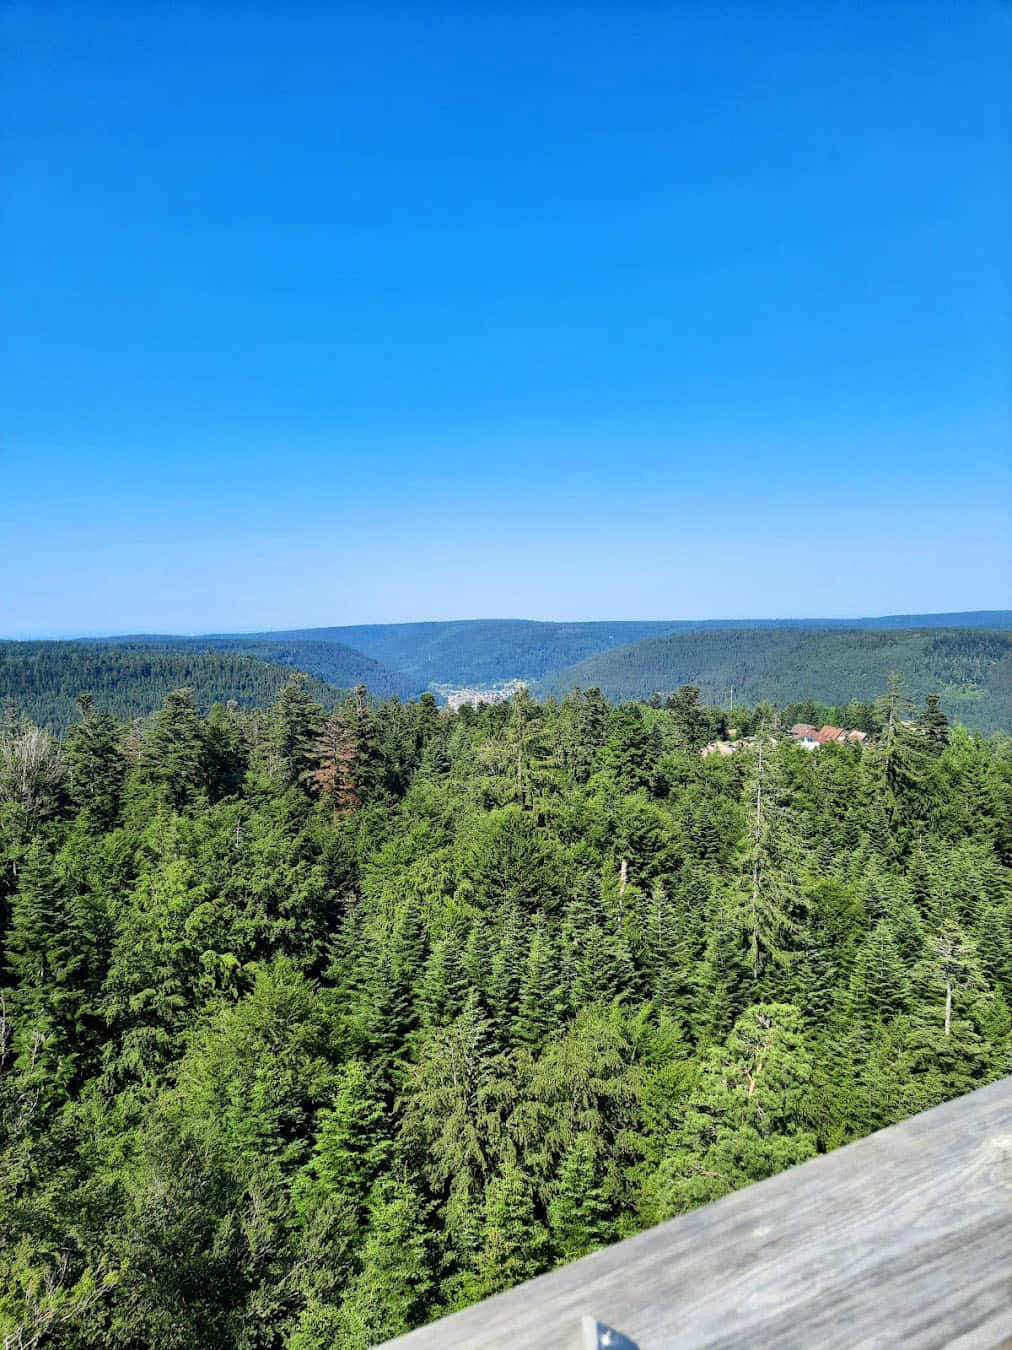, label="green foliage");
[642,1003,817,1222]
[0,642,349,732]
[64,694,127,829]
[548,1132,612,1261]
[538,627,1012,735]
[1,679,1009,1345]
